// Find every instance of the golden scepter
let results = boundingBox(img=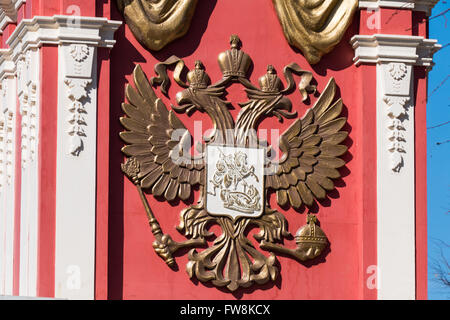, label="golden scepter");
[121,157,205,268]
